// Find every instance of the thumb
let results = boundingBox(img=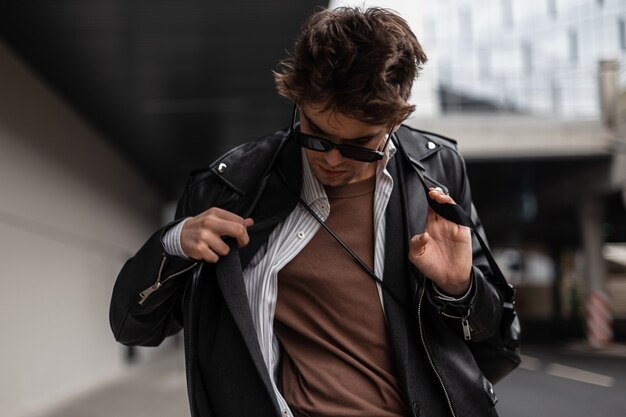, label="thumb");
[410,233,429,260]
